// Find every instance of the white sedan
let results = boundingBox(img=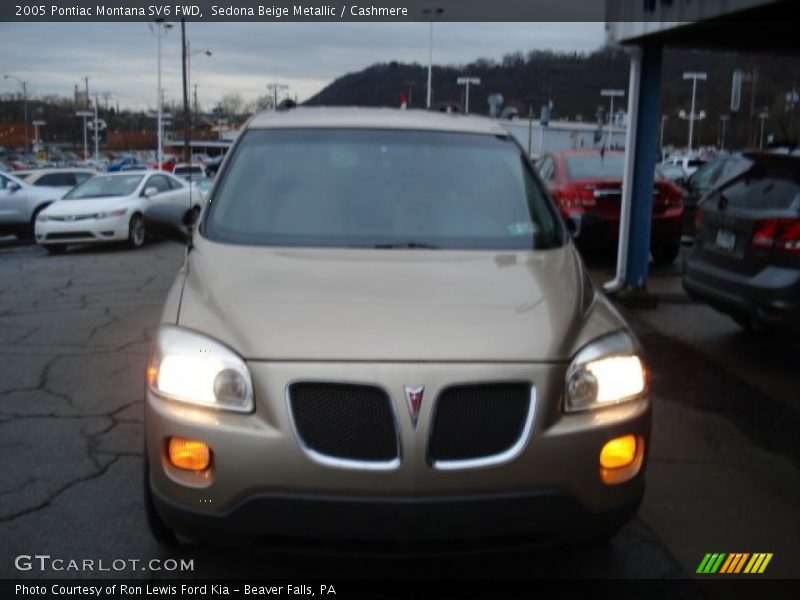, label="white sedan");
[35,170,197,254]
